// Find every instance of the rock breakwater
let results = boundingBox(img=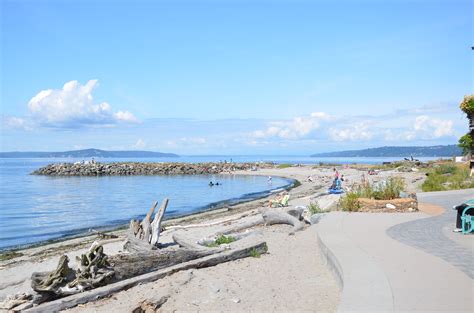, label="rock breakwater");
[32,162,274,176]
